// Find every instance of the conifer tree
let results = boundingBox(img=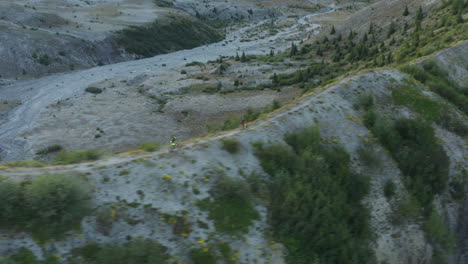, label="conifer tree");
[241,52,247,62]
[403,6,409,16]
[368,23,374,34]
[387,22,396,37]
[416,6,424,21]
[330,25,336,35]
[290,43,298,57]
[272,73,279,86]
